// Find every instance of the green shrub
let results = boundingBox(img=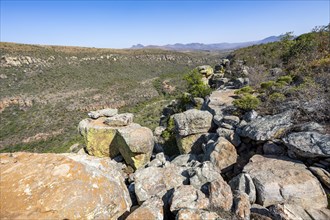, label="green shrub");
[233,94,260,111]
[269,92,286,102]
[277,75,293,84]
[260,80,276,89]
[184,69,212,98]
[161,117,175,141]
[234,86,254,95]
